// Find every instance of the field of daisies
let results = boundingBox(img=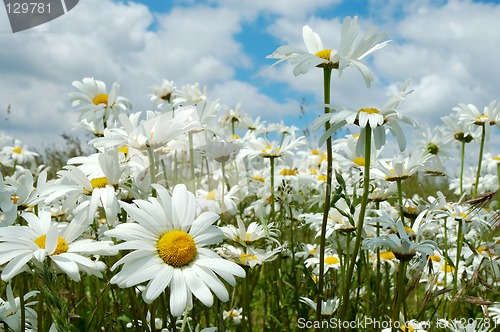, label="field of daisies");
[1,15,500,332]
